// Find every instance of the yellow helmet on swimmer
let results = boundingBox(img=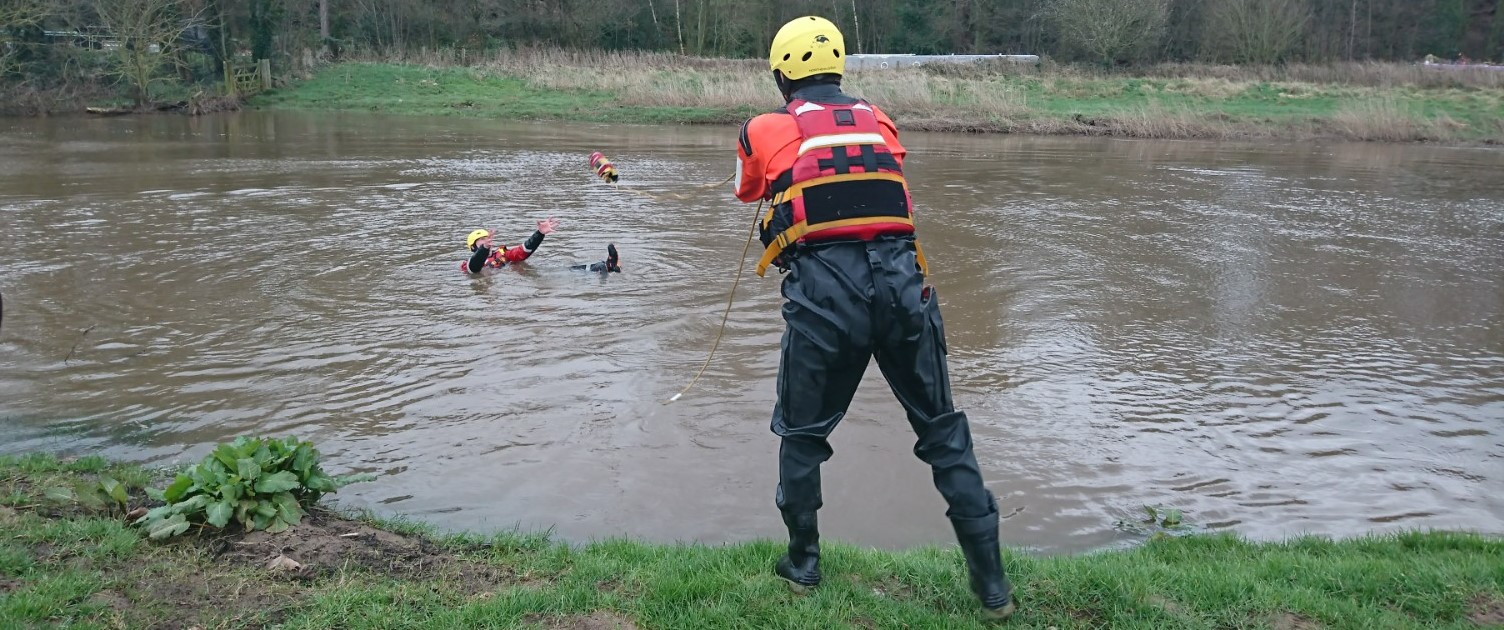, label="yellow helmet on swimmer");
[465,229,491,250]
[769,16,846,81]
